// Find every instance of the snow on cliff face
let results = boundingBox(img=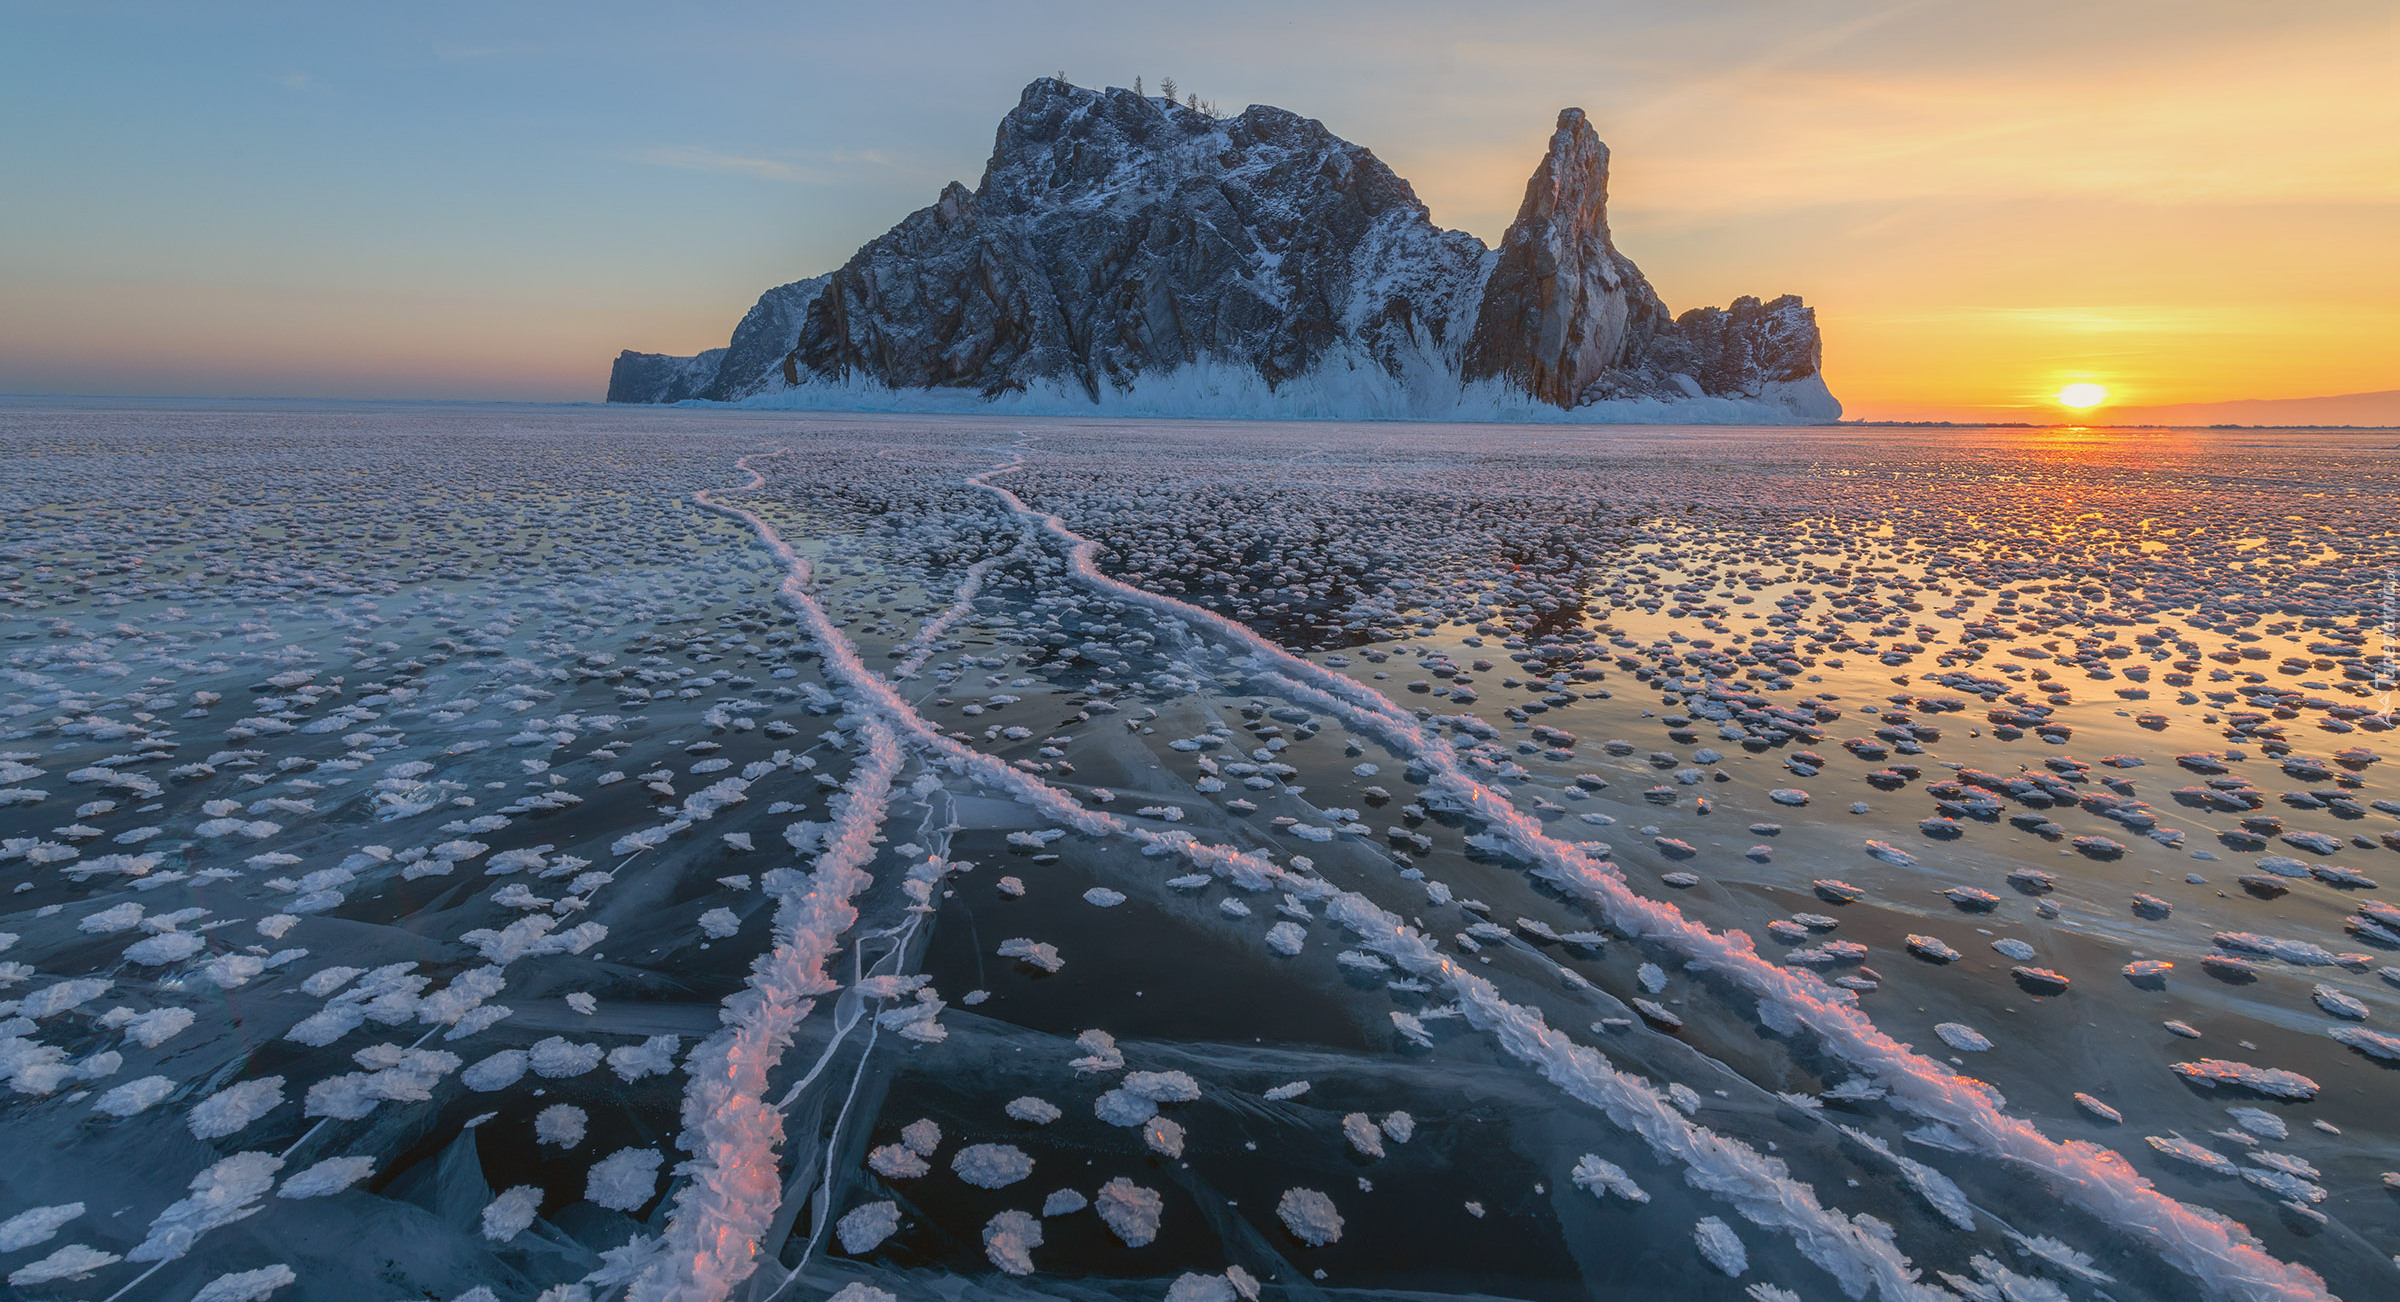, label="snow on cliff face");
[786,80,1488,404]
[605,347,725,405]
[606,274,830,404]
[714,274,832,401]
[610,79,1837,421]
